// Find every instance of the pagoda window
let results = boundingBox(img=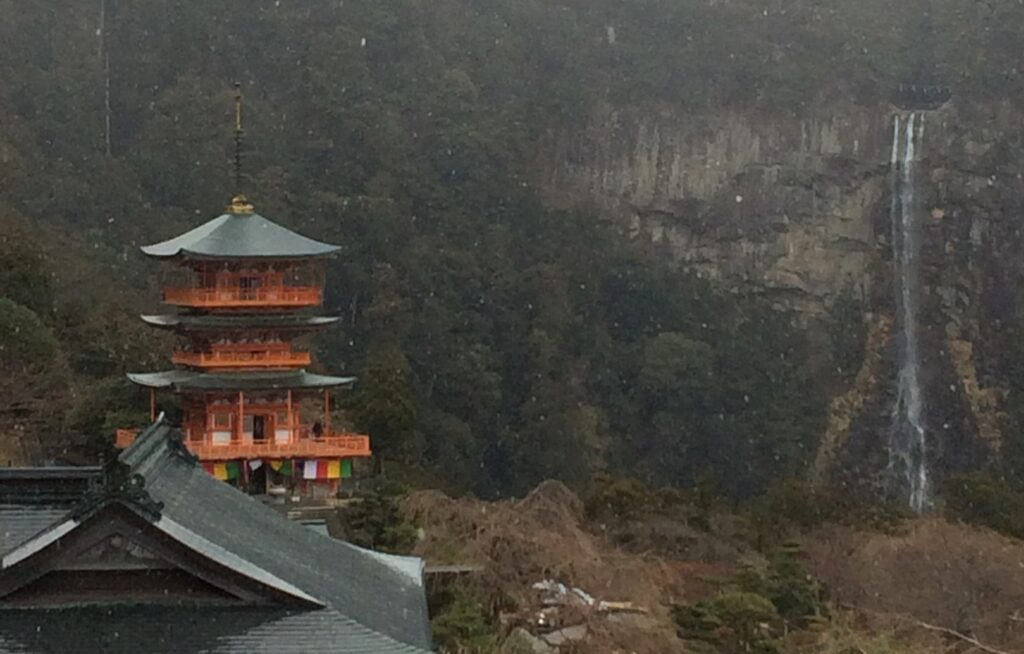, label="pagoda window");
[274,411,291,444]
[211,412,232,445]
[252,415,267,441]
[239,275,261,300]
